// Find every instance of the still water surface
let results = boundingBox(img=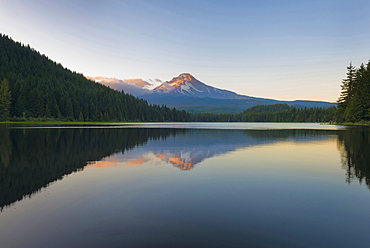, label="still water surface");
[0,123,370,248]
